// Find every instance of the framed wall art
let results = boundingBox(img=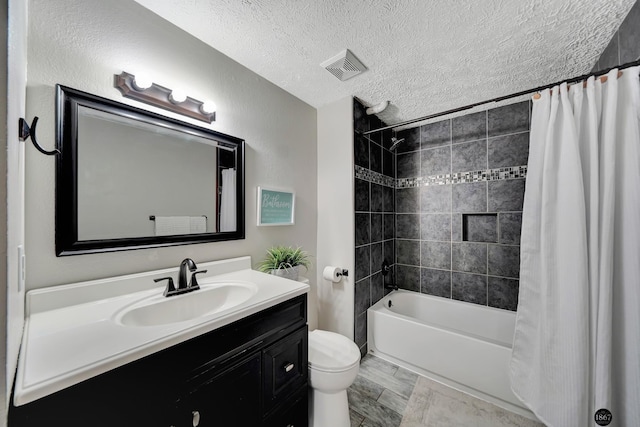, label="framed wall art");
[257,187,295,226]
